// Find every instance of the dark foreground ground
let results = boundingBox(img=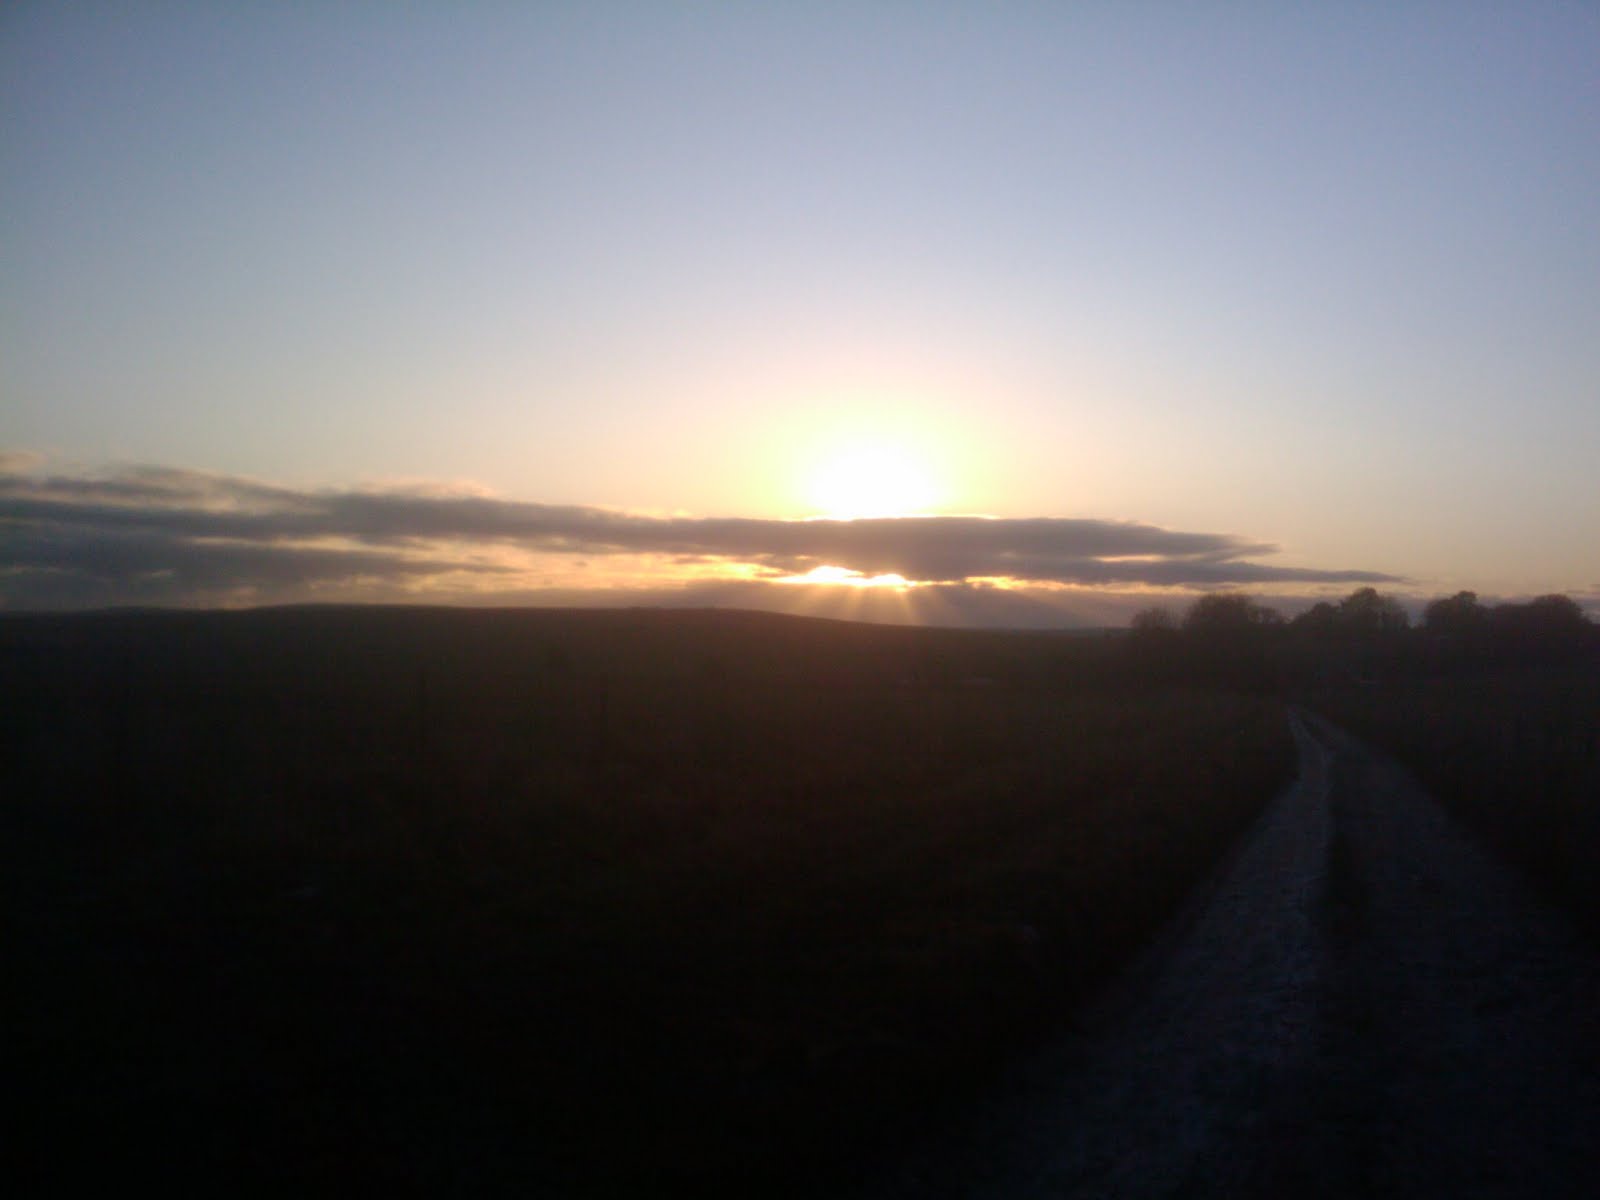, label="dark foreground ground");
[7,607,1595,1195]
[4,607,1289,1195]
